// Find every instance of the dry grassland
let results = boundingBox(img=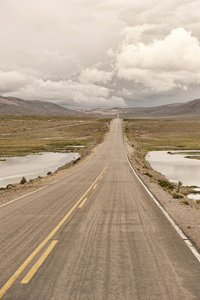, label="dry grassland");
[124,118,200,156]
[0,114,111,157]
